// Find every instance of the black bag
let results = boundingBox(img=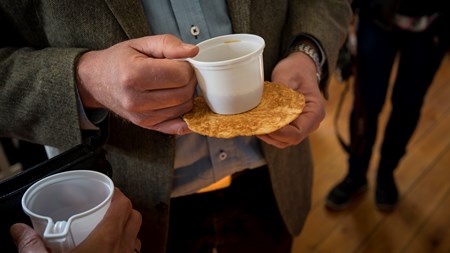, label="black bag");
[0,144,112,253]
